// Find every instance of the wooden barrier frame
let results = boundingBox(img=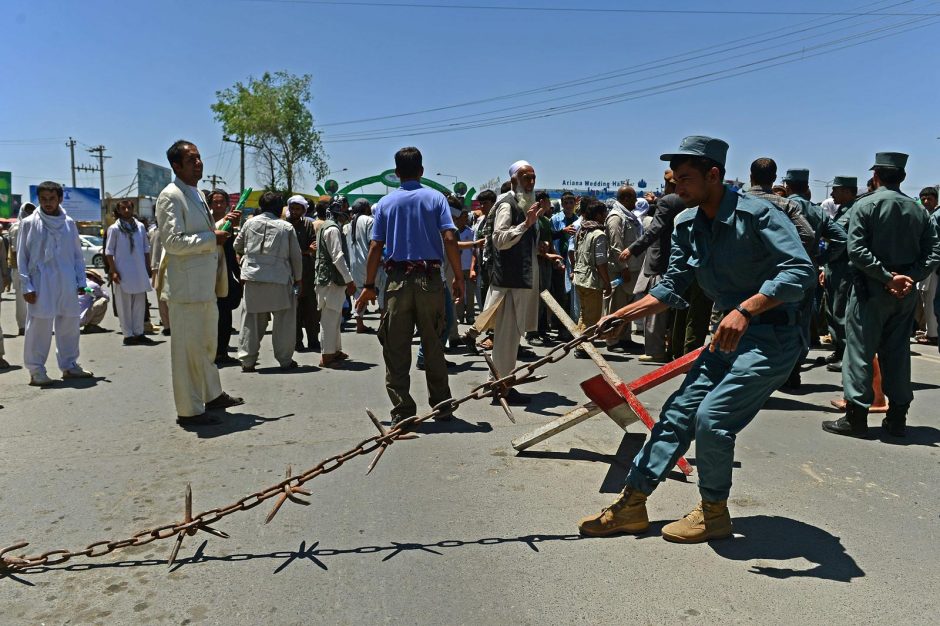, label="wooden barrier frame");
[511,291,699,477]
